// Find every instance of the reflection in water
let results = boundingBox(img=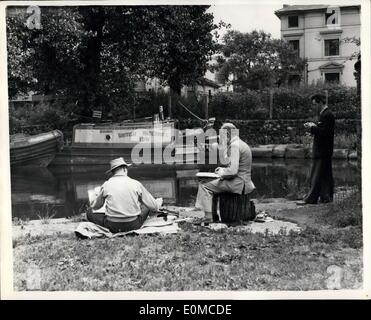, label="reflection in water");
[10,160,360,220]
